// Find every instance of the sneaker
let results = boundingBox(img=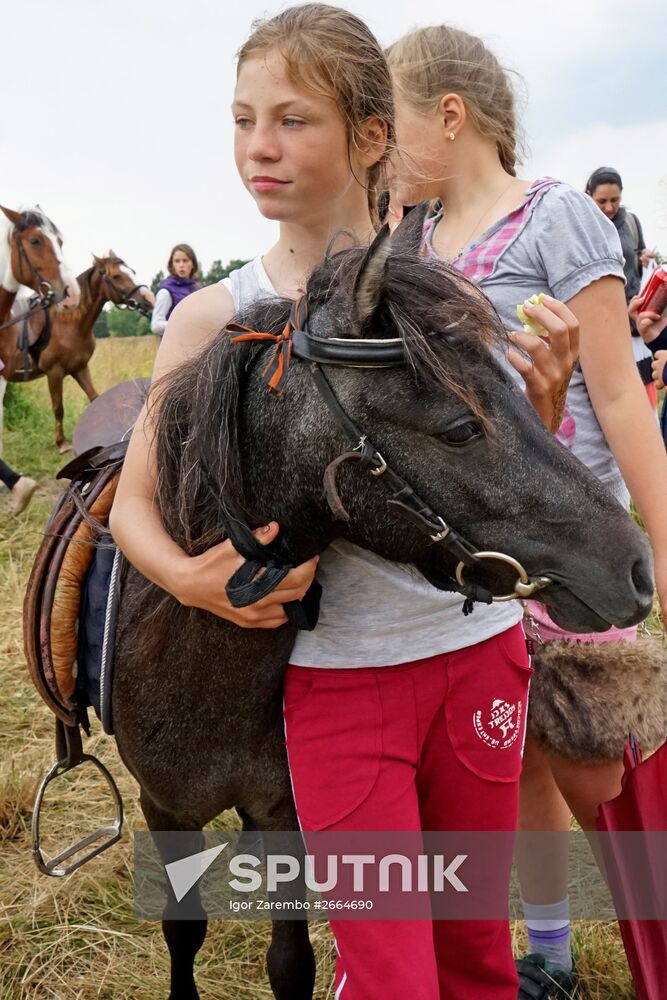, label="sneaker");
[10,476,38,515]
[516,953,575,999]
